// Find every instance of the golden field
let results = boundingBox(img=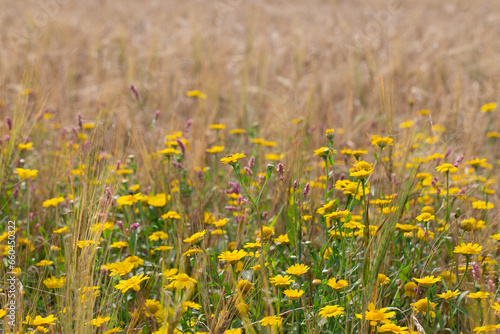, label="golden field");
[0,0,500,333]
